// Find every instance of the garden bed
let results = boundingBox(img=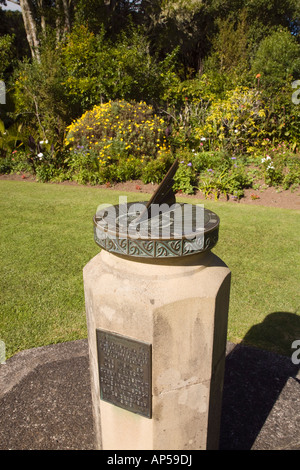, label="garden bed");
[1,172,300,210]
